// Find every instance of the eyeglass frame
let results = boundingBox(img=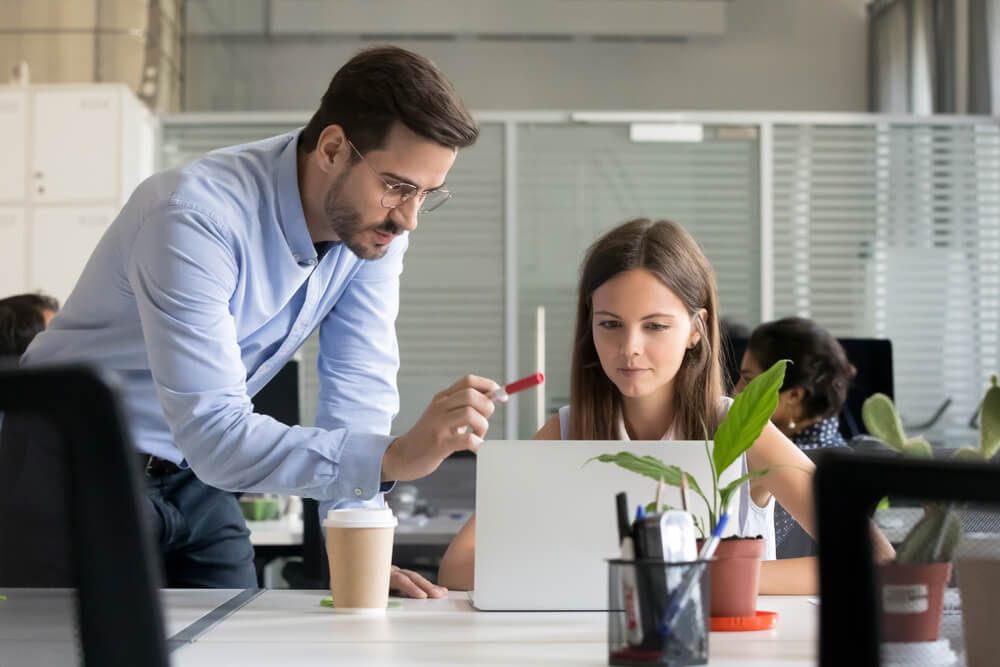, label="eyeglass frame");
[346,139,452,214]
